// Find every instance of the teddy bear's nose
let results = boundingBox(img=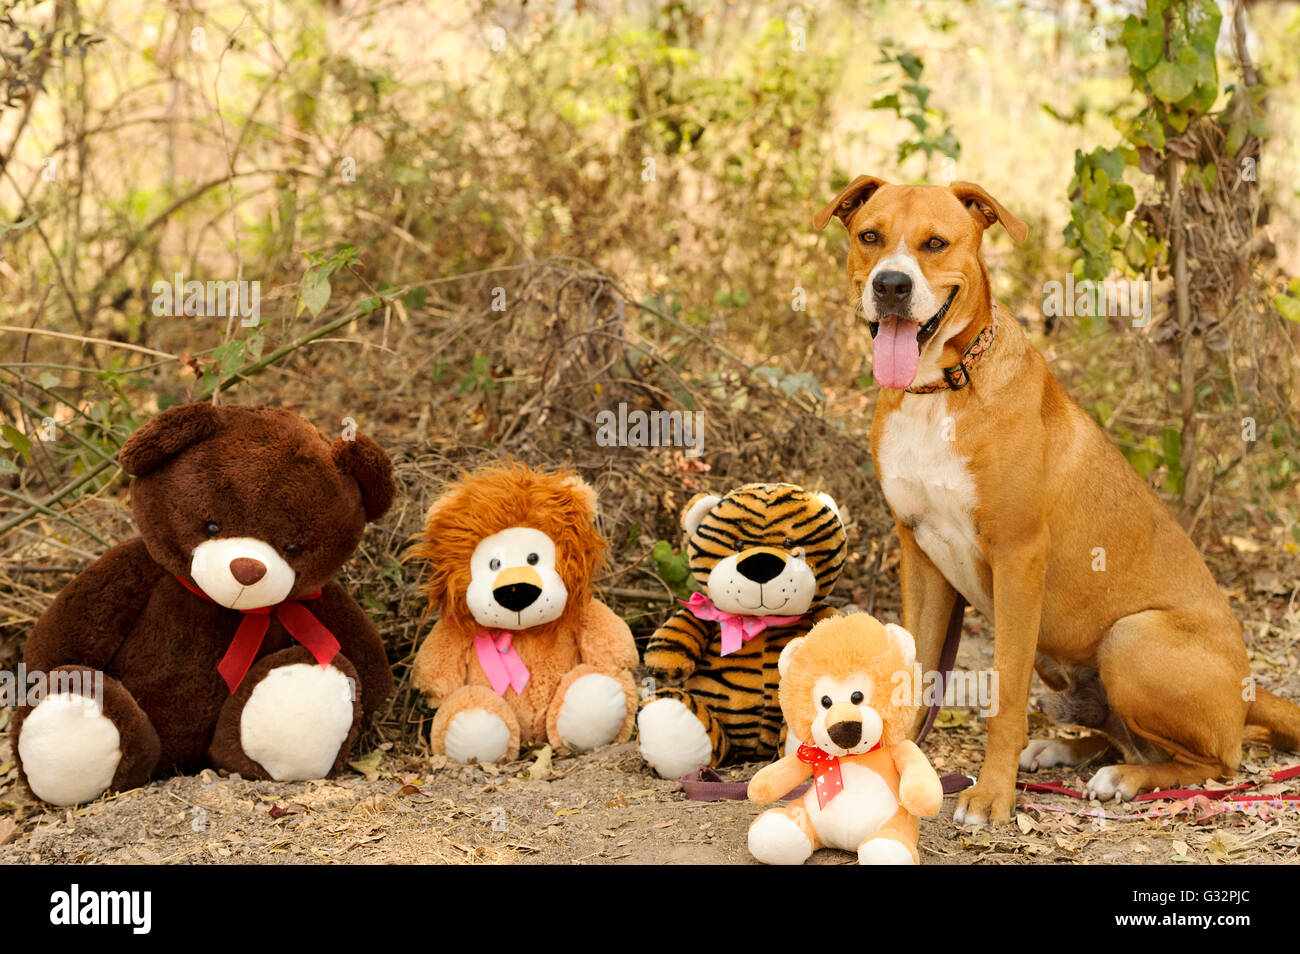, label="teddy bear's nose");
[827,719,862,749]
[229,557,267,586]
[736,550,785,584]
[494,582,541,612]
